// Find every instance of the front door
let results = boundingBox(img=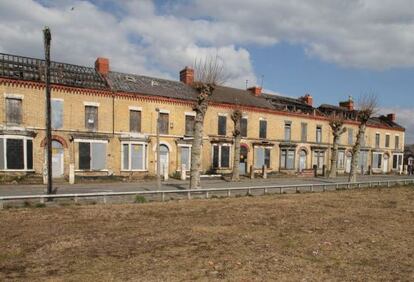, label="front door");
[159,145,169,176]
[383,154,389,173]
[51,141,64,178]
[239,146,248,175]
[299,150,307,172]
